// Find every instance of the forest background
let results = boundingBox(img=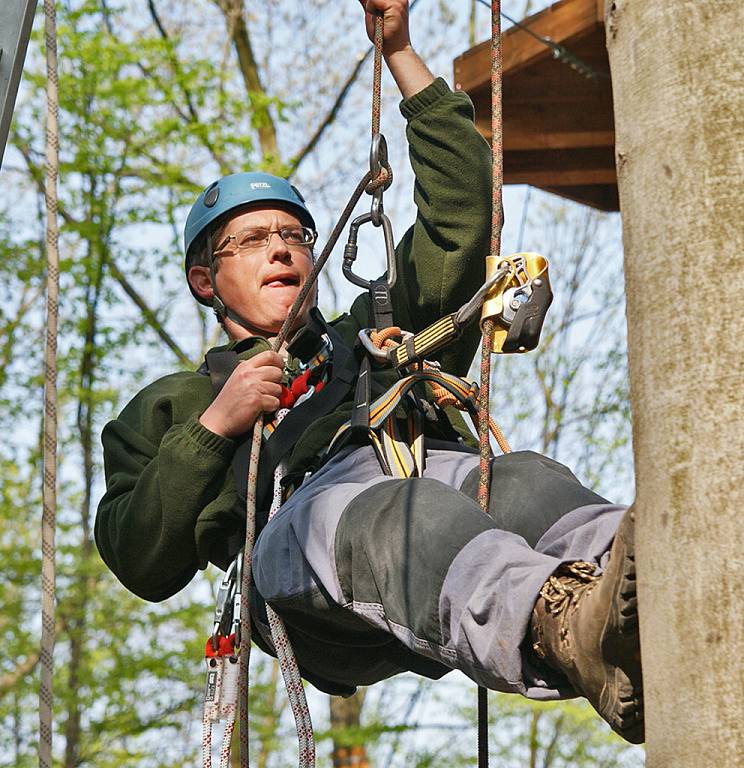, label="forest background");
[0,0,643,765]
